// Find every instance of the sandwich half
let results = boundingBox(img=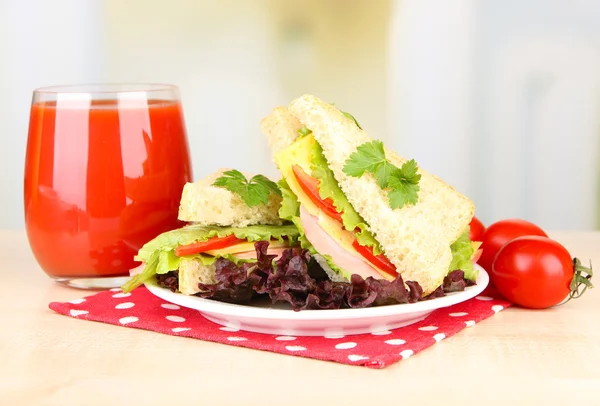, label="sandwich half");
[121,168,299,295]
[260,95,478,296]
